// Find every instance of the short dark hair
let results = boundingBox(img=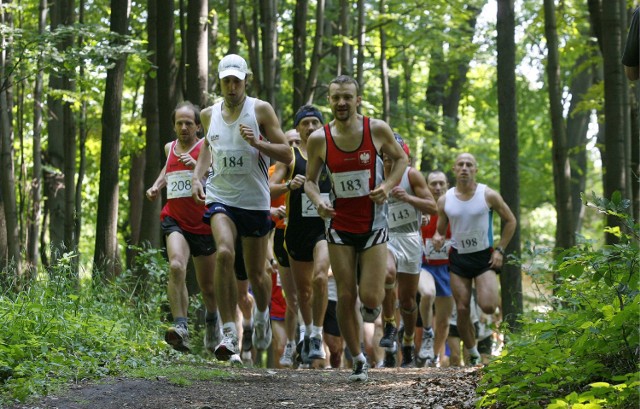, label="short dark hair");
[328,75,360,95]
[172,101,201,126]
